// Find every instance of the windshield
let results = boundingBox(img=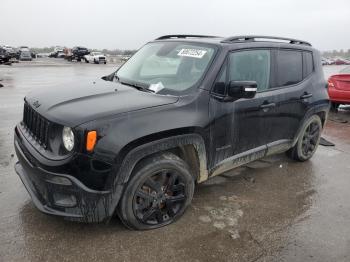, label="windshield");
[116,42,216,94]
